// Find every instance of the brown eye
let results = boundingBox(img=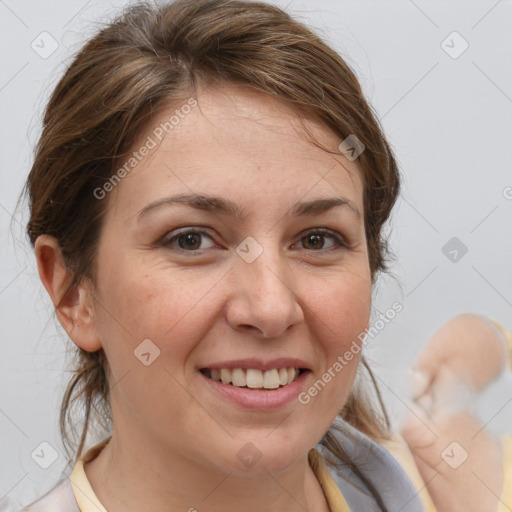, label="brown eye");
[162,229,215,252]
[296,229,346,251]
[177,232,202,250]
[301,234,325,250]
